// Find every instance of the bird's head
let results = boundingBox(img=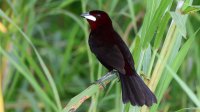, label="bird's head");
[81,10,112,30]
